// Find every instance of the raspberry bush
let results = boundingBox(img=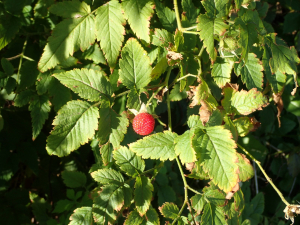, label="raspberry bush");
[1,0,300,224]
